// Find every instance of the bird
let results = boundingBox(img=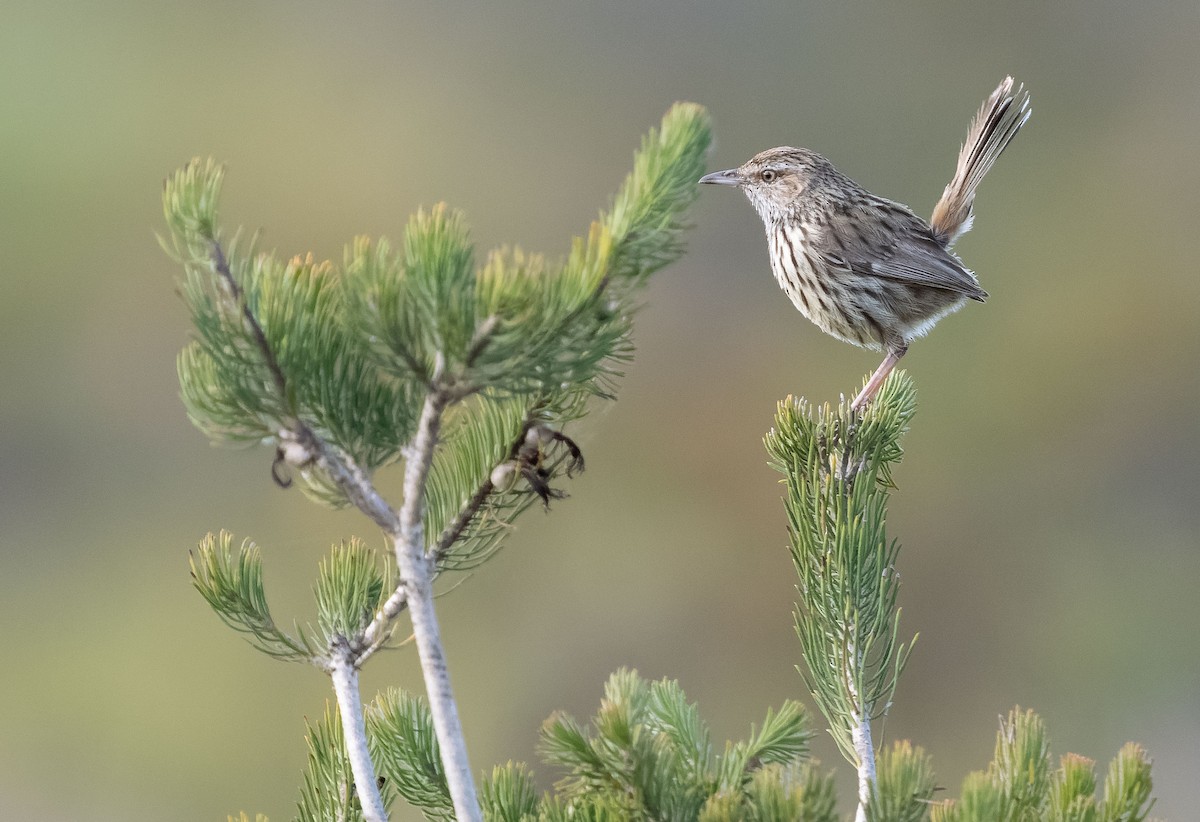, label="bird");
[700,77,1030,409]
